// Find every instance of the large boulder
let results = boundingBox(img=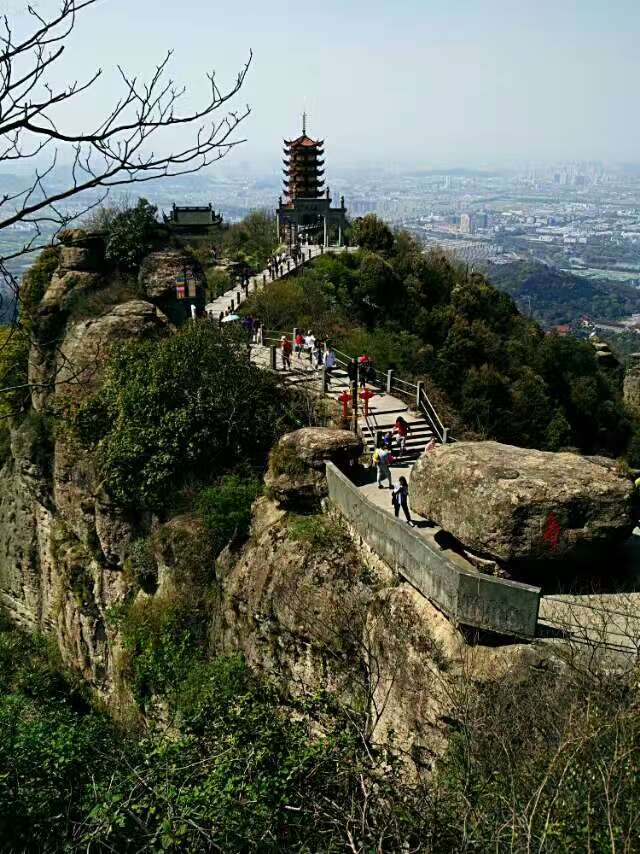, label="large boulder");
[54,300,170,403]
[265,427,363,507]
[411,441,634,564]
